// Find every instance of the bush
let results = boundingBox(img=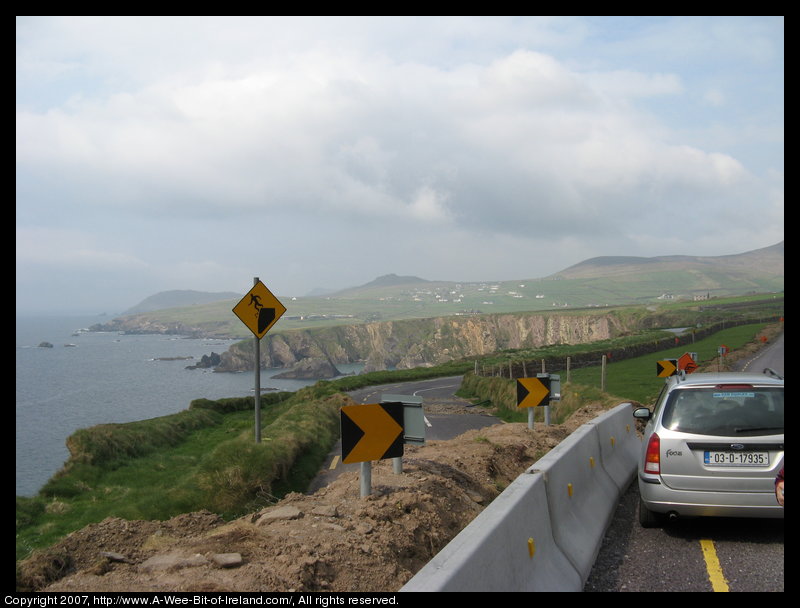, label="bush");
[195,392,345,516]
[62,409,221,469]
[190,393,293,413]
[15,496,45,531]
